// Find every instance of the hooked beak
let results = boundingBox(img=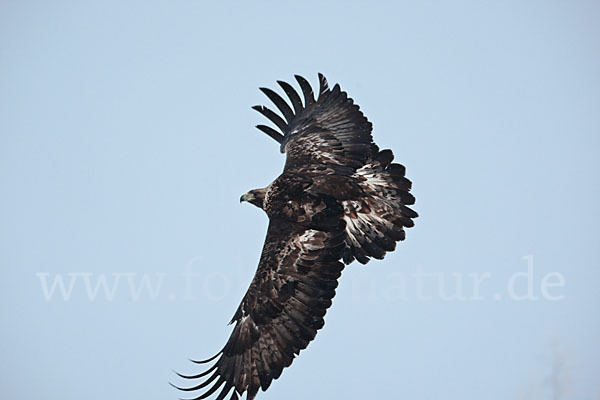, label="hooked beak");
[240,193,253,203]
